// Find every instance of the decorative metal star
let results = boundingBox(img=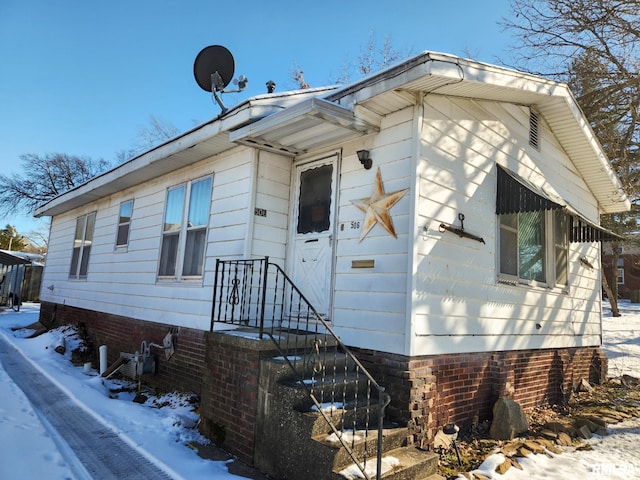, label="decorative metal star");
[351,167,409,242]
